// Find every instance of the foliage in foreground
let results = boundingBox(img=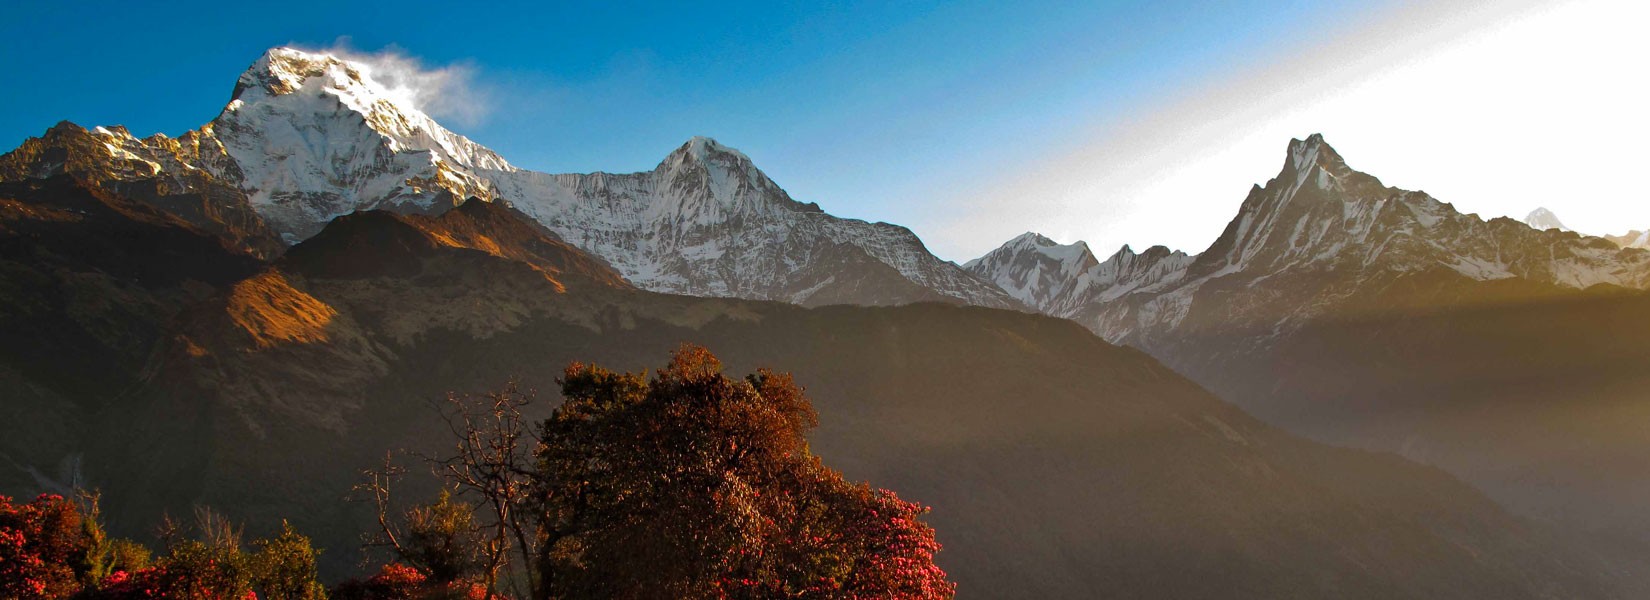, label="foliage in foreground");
[536,345,953,599]
[0,494,324,600]
[2,345,953,599]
